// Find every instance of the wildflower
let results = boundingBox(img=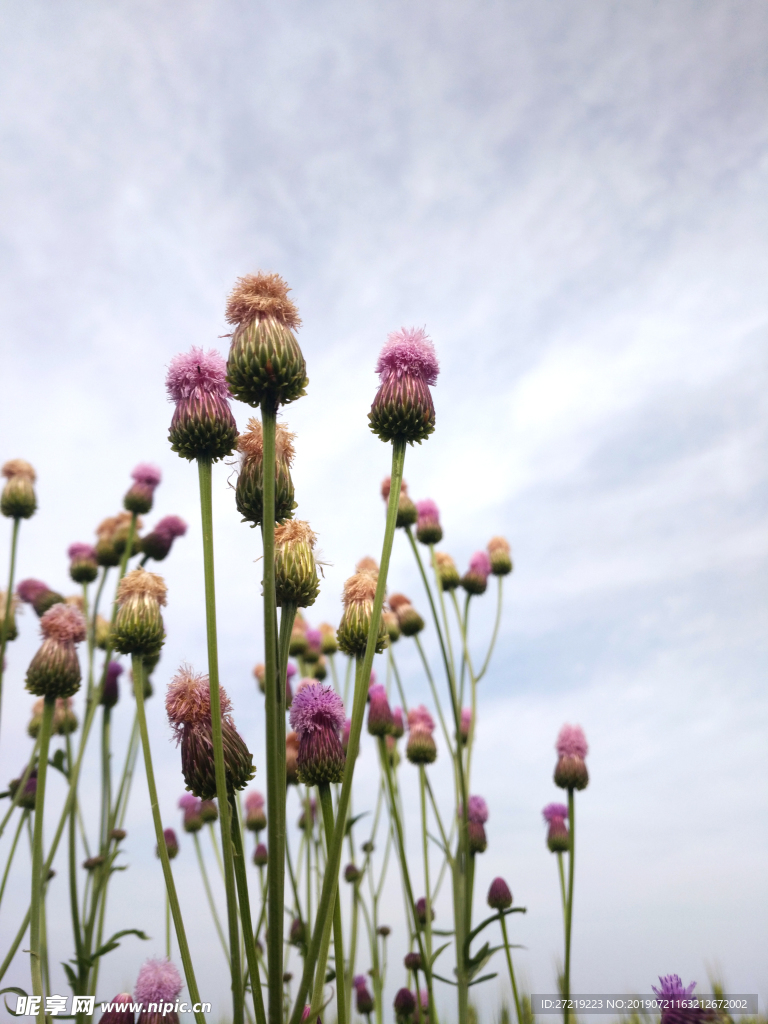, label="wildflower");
[94,614,111,649]
[369,327,439,444]
[17,578,65,618]
[542,802,570,852]
[95,511,141,566]
[461,551,491,595]
[286,731,300,785]
[487,536,513,576]
[8,769,37,810]
[235,418,298,526]
[356,555,379,575]
[289,917,306,947]
[101,661,123,709]
[179,793,203,833]
[554,724,589,791]
[124,463,162,516]
[382,476,418,527]
[166,347,237,462]
[651,976,712,1024]
[465,794,489,854]
[406,706,437,765]
[26,604,86,699]
[274,521,320,607]
[434,551,460,591]
[140,516,188,562]
[245,790,267,832]
[157,828,179,860]
[83,855,105,871]
[225,271,307,408]
[391,707,405,739]
[415,897,434,927]
[383,609,401,643]
[1,459,37,519]
[355,977,374,1016]
[318,622,338,655]
[341,718,351,754]
[289,615,309,656]
[389,593,424,637]
[0,589,19,642]
[403,951,422,972]
[52,697,78,735]
[165,665,255,800]
[487,877,513,910]
[199,800,218,823]
[394,987,417,1022]
[297,798,317,831]
[110,829,127,843]
[253,843,268,867]
[303,627,322,663]
[344,863,361,883]
[289,682,346,785]
[337,569,387,656]
[97,992,134,1024]
[458,707,472,744]
[416,499,442,545]
[68,542,99,584]
[134,957,183,1023]
[366,683,393,737]
[111,569,166,659]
